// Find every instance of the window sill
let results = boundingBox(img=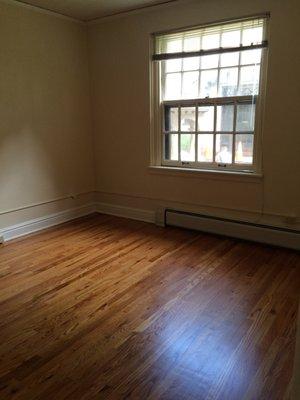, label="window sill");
[148,166,263,183]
